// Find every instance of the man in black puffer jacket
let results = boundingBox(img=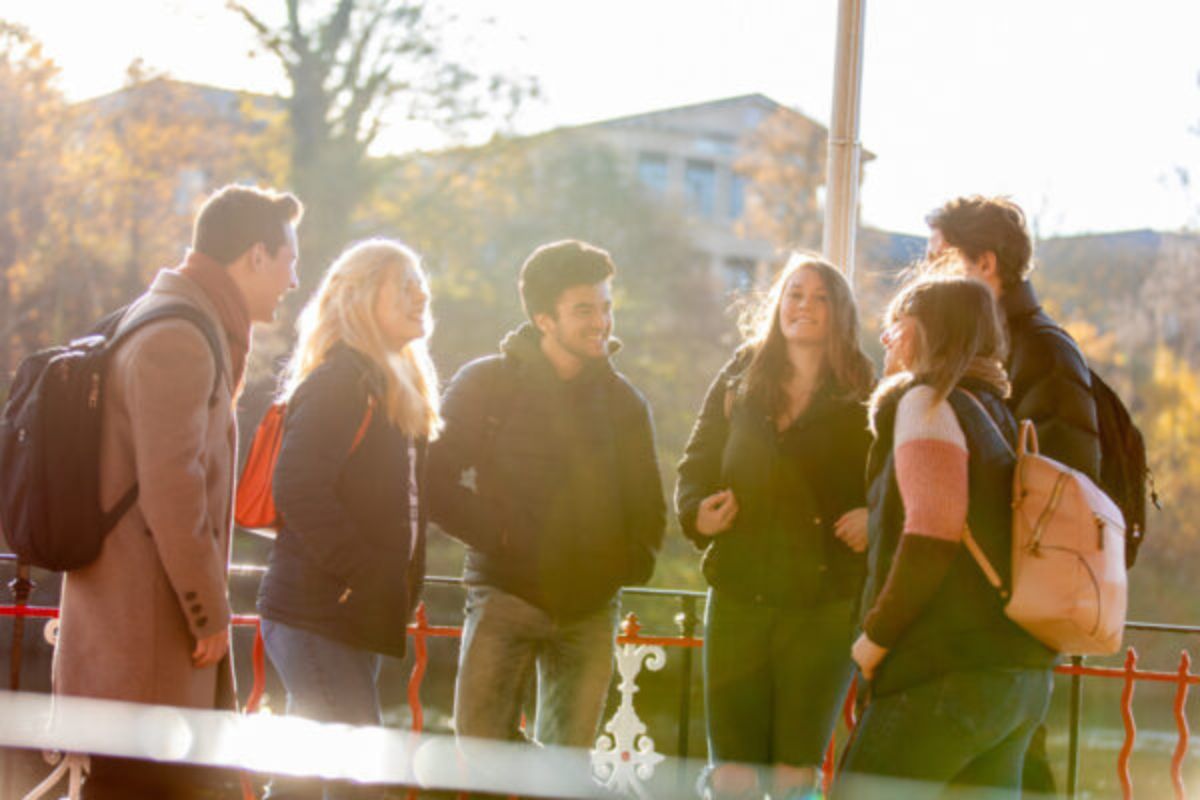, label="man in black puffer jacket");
[927,195,1101,796]
[927,196,1100,482]
[428,240,665,754]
